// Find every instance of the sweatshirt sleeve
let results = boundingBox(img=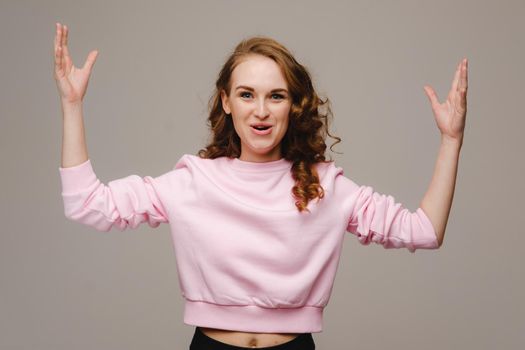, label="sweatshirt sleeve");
[58,159,170,231]
[337,173,439,253]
